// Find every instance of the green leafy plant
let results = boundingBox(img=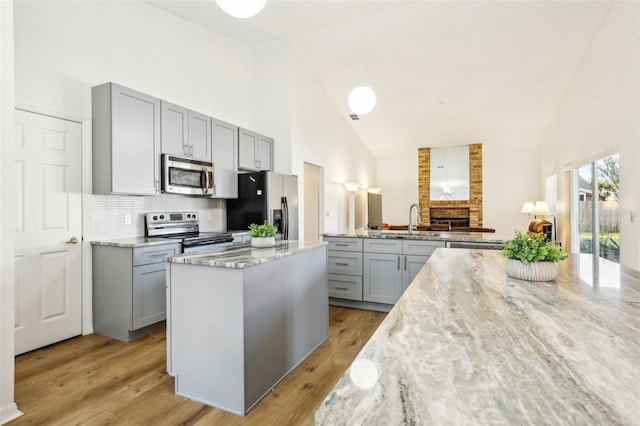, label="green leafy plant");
[248,221,278,238]
[502,231,568,264]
